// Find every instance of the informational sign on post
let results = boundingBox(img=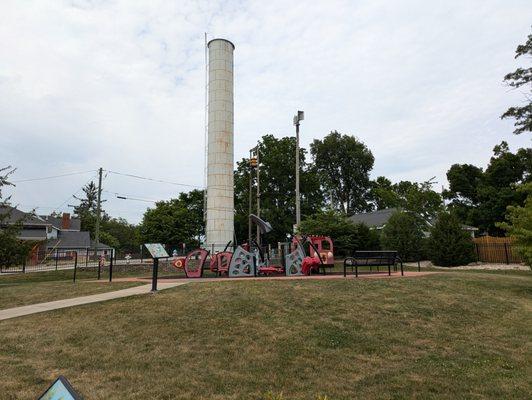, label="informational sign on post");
[144,243,169,291]
[144,243,169,259]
